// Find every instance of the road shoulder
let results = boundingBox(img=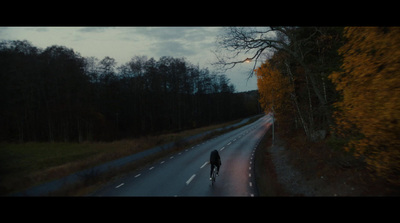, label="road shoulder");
[253,127,289,196]
[254,127,400,196]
